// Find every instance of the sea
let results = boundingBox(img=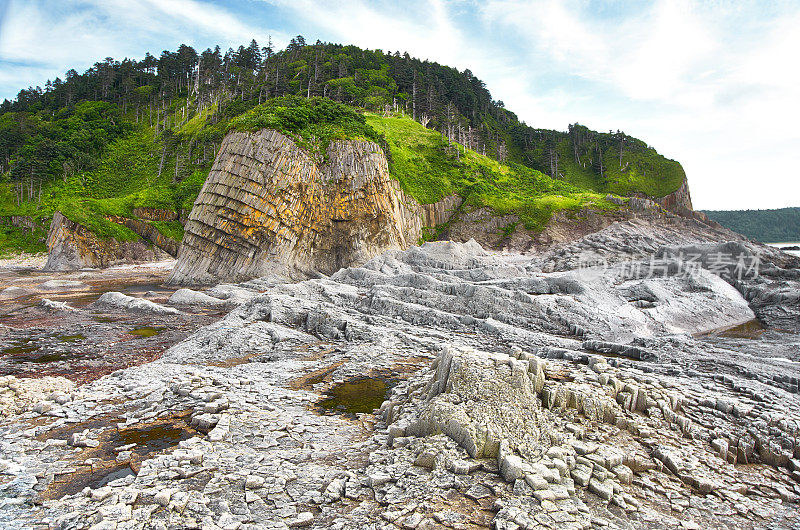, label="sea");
[766,241,800,258]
